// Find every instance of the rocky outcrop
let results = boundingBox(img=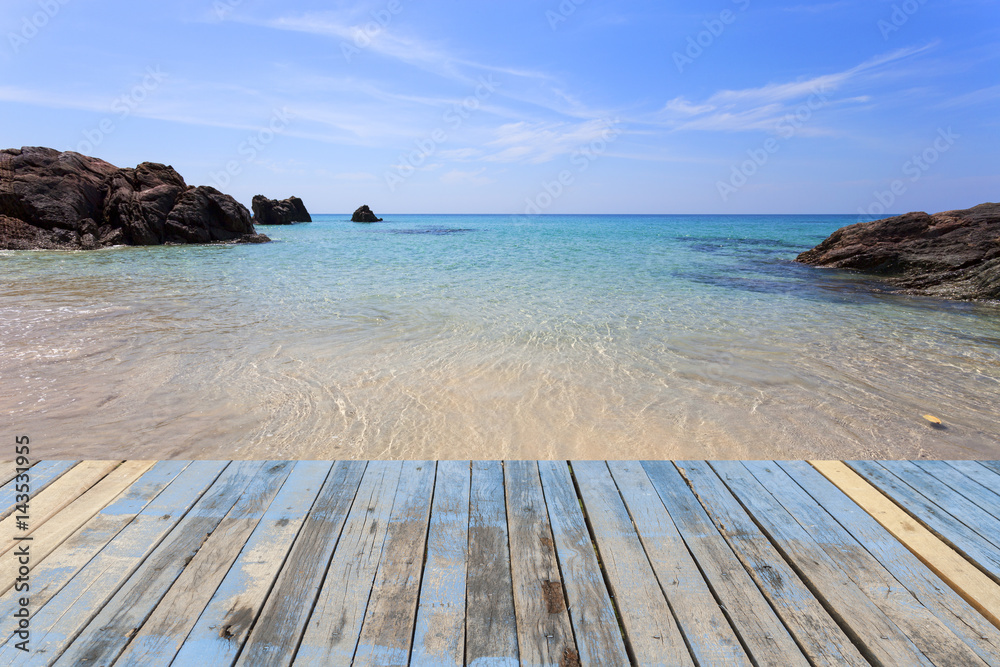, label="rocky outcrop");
[351,204,382,223]
[0,146,269,249]
[251,195,311,225]
[796,202,1000,300]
